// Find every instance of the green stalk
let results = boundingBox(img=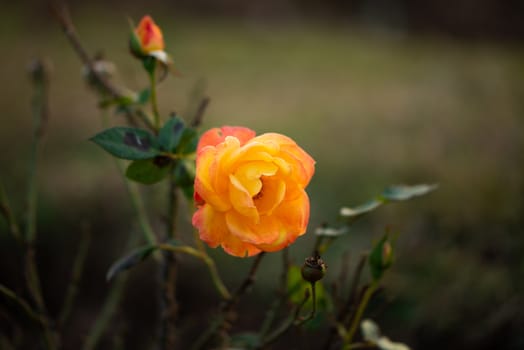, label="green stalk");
[157,180,178,350]
[0,181,21,241]
[149,62,160,131]
[344,281,378,349]
[157,244,230,300]
[100,107,157,246]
